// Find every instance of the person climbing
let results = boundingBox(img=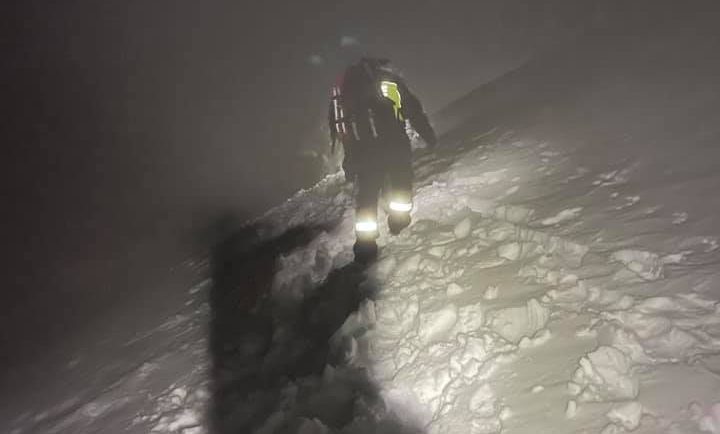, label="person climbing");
[328,57,437,259]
